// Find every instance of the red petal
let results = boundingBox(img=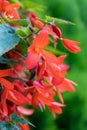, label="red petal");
[58,64,69,74]
[0,0,9,11]
[0,69,12,78]
[8,90,29,105]
[41,50,58,64]
[1,88,8,116]
[0,78,14,89]
[49,102,64,118]
[37,60,46,80]
[56,87,64,103]
[51,24,62,38]
[41,26,58,48]
[17,106,34,115]
[57,55,67,64]
[51,102,65,107]
[5,3,20,20]
[31,32,49,49]
[5,3,20,11]
[6,10,20,20]
[47,63,63,79]
[27,12,44,29]
[34,20,44,29]
[61,39,81,53]
[25,51,40,70]
[59,78,76,92]
[52,77,64,86]
[19,124,29,130]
